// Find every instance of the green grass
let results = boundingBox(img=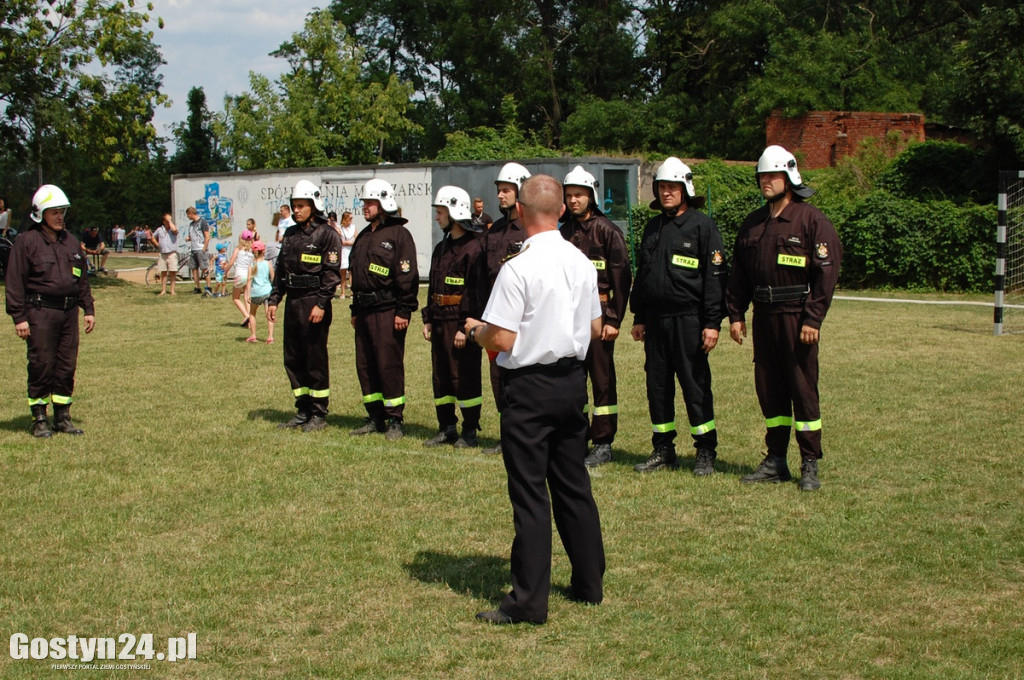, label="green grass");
[1,278,1022,679]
